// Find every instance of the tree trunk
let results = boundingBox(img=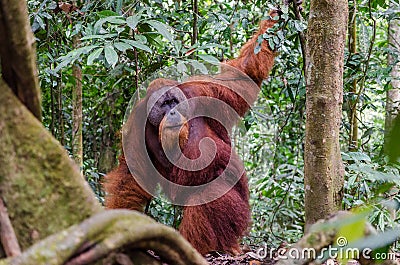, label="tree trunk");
[384,12,400,151]
[304,0,347,230]
[191,0,198,47]
[72,35,83,169]
[0,0,42,121]
[348,0,358,151]
[0,79,102,250]
[57,77,66,146]
[98,146,116,173]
